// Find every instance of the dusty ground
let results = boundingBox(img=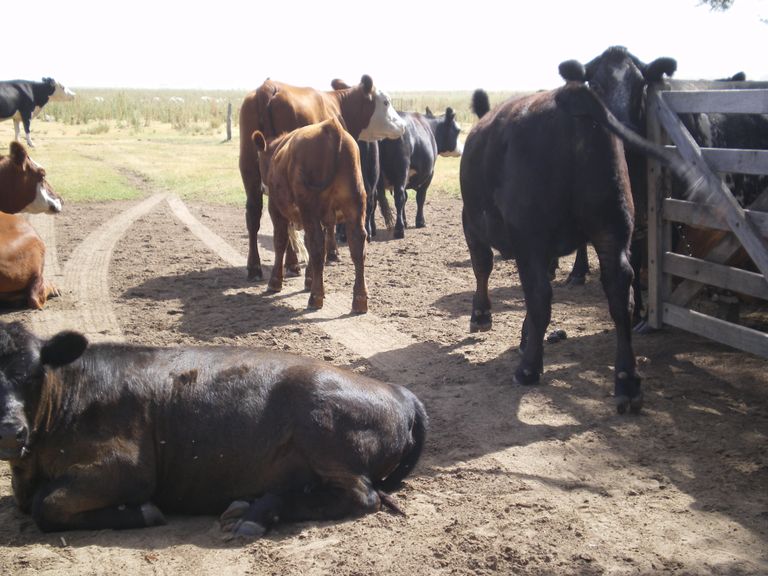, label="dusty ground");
[1,191,766,576]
